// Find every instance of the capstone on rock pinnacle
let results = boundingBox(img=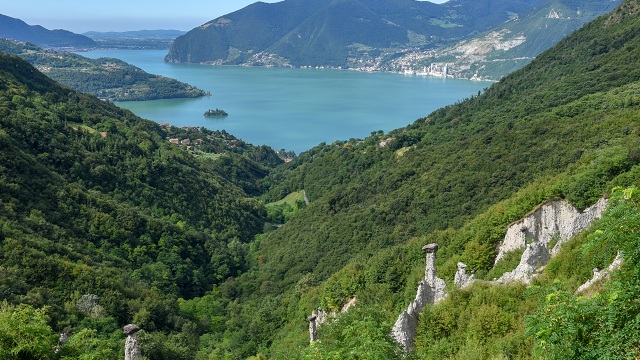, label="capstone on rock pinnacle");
[123,324,142,360]
[392,243,447,352]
